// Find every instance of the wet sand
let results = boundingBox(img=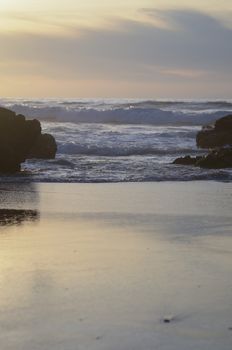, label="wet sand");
[0,182,232,350]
